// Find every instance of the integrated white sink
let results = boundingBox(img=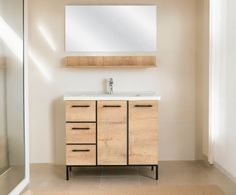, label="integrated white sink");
[64,92,161,101]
